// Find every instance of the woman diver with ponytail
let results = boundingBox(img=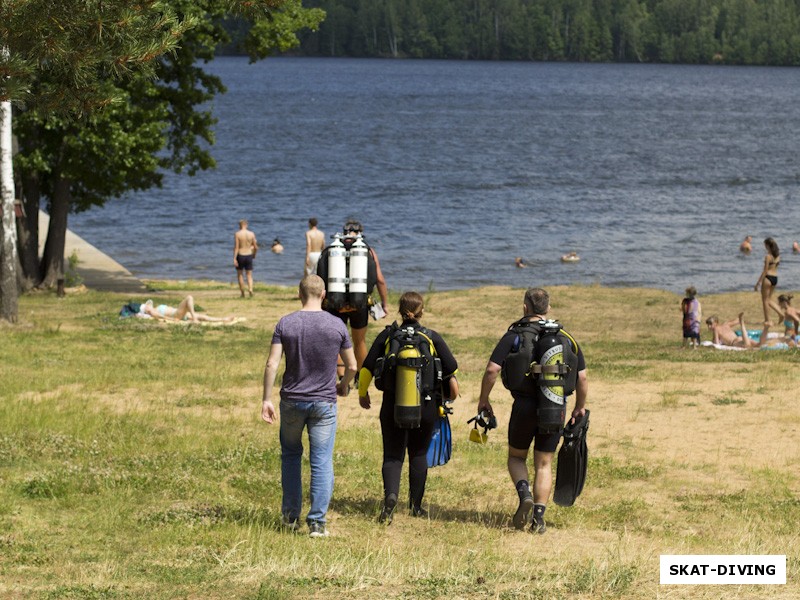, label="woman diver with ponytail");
[357,292,459,523]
